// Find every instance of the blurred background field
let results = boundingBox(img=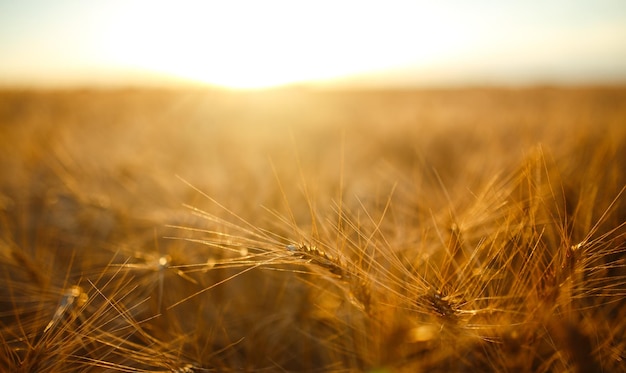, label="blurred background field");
[1,86,625,371]
[1,87,623,243]
[2,86,625,213]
